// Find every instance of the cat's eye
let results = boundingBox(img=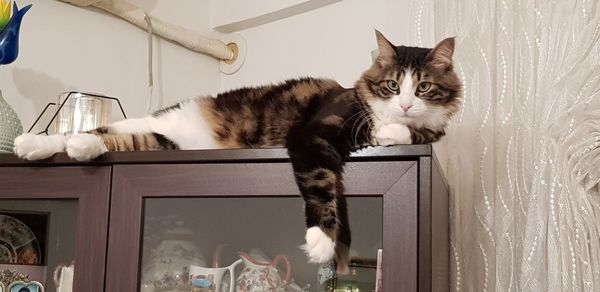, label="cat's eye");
[417,82,432,92]
[386,80,399,92]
